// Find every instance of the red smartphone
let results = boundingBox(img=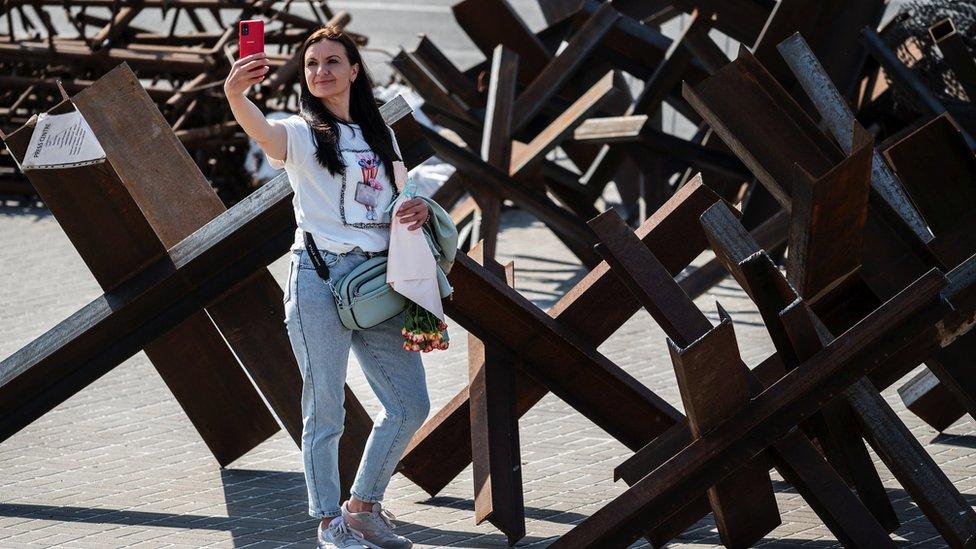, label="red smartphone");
[238,19,265,59]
